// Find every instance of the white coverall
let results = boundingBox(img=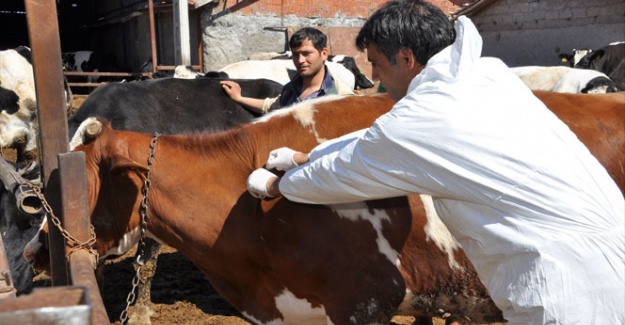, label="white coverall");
[279,17,625,324]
